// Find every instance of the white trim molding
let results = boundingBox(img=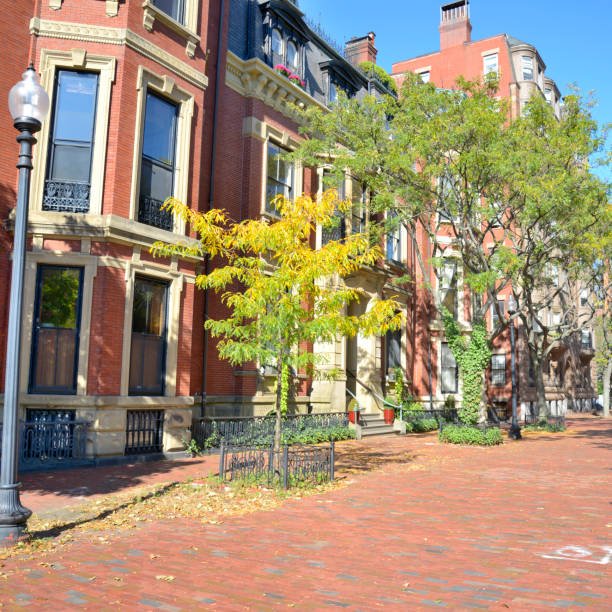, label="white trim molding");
[141,0,200,58]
